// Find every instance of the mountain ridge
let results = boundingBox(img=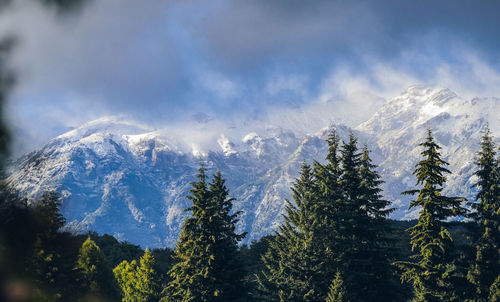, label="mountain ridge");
[7,86,500,247]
